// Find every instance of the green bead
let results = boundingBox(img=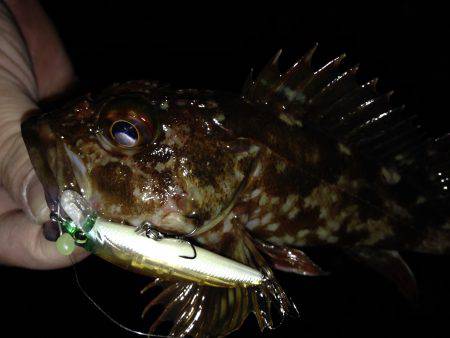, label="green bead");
[56,233,76,256]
